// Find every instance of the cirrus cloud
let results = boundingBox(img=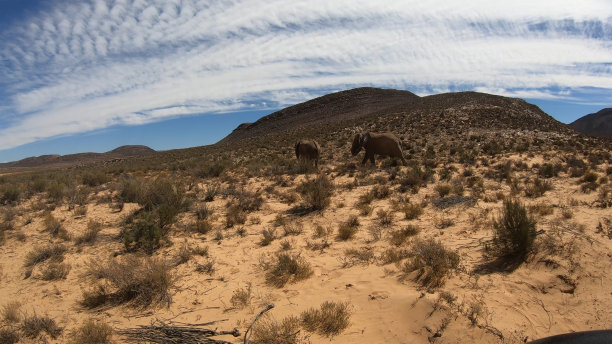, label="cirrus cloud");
[0,0,611,150]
